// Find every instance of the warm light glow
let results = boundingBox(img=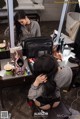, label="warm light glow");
[78,0,80,7]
